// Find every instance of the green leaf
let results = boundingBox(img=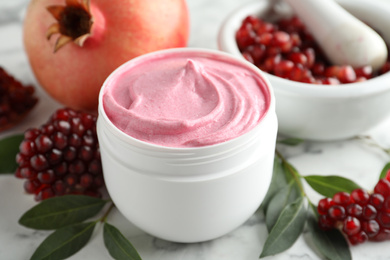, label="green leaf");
[379,162,390,180]
[104,222,142,260]
[19,195,107,230]
[307,210,351,260]
[265,181,301,231]
[260,197,307,258]
[304,175,361,198]
[277,138,304,146]
[260,157,289,213]
[0,134,23,173]
[30,222,96,260]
